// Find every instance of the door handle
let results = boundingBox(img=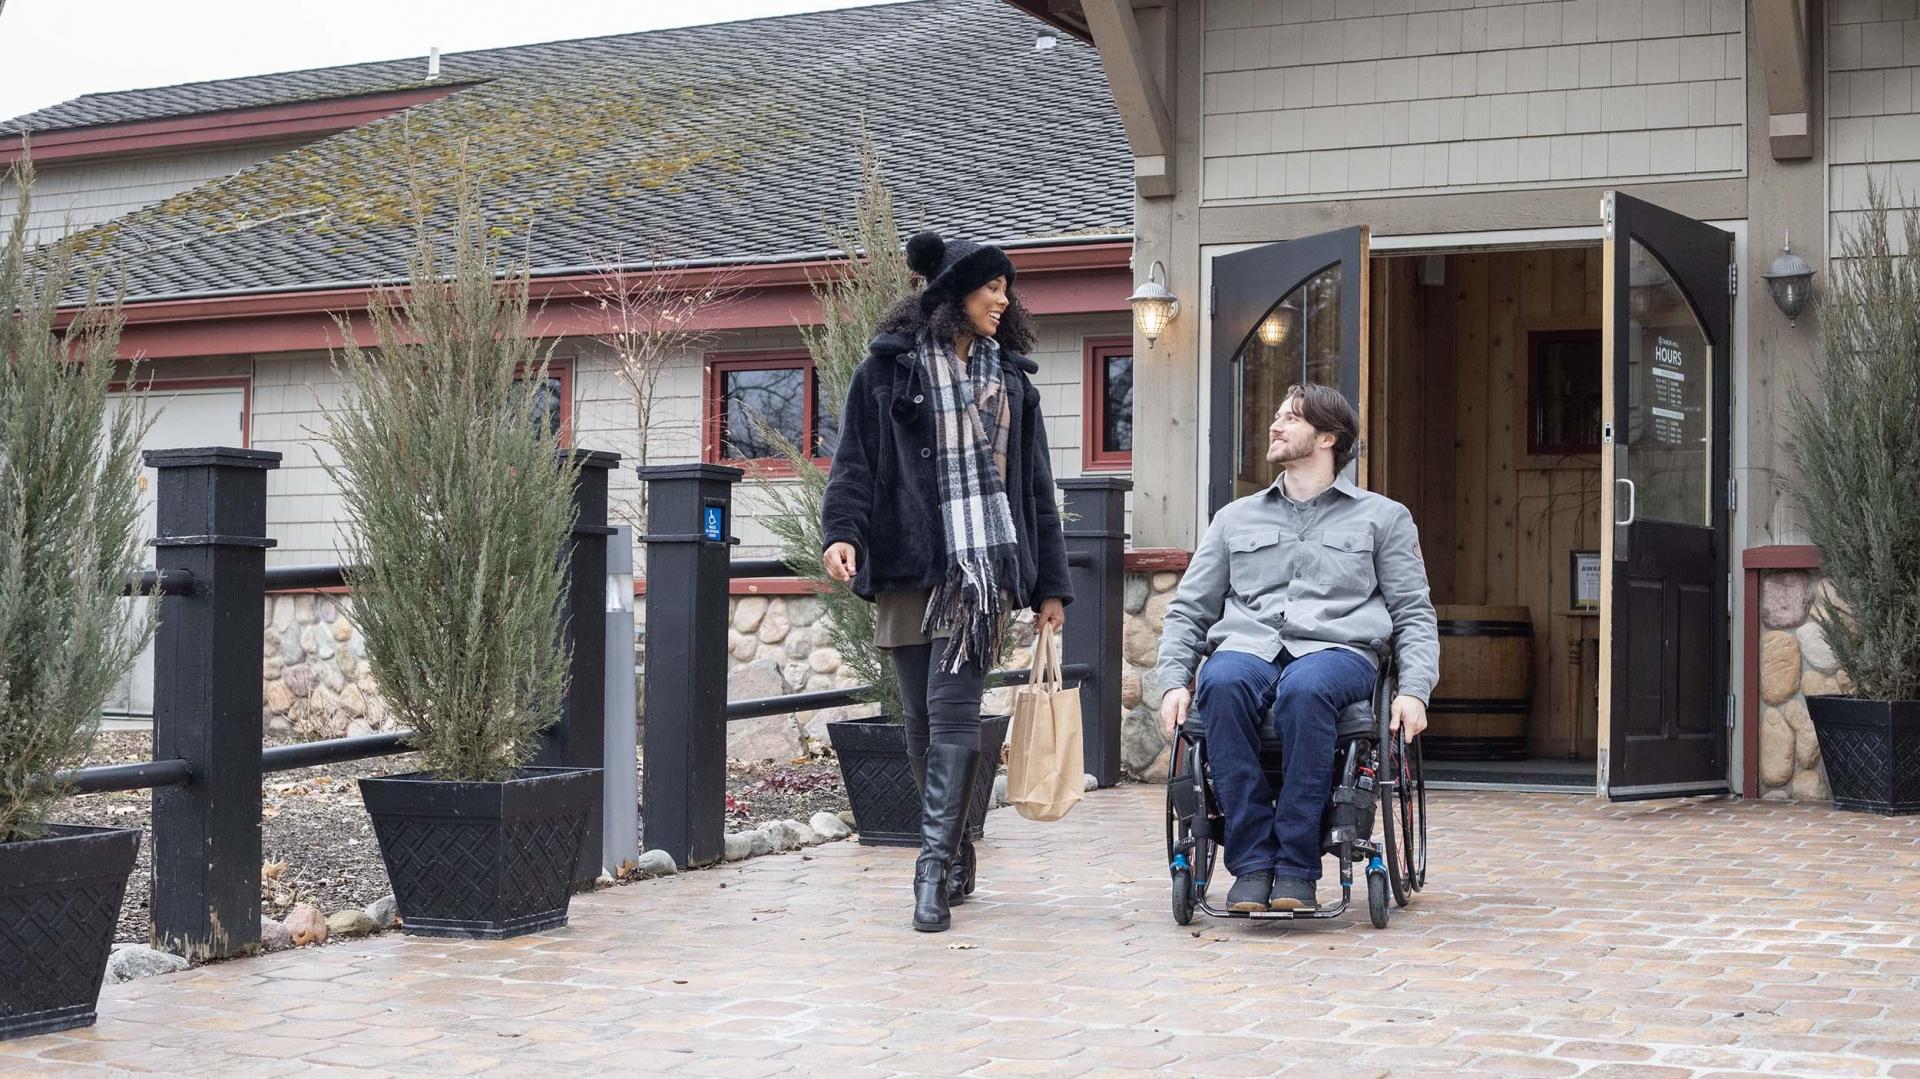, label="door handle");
[1614,478,1637,526]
